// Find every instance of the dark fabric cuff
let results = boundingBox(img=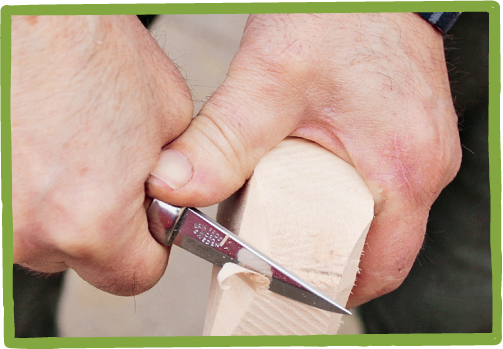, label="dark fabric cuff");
[417,12,462,34]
